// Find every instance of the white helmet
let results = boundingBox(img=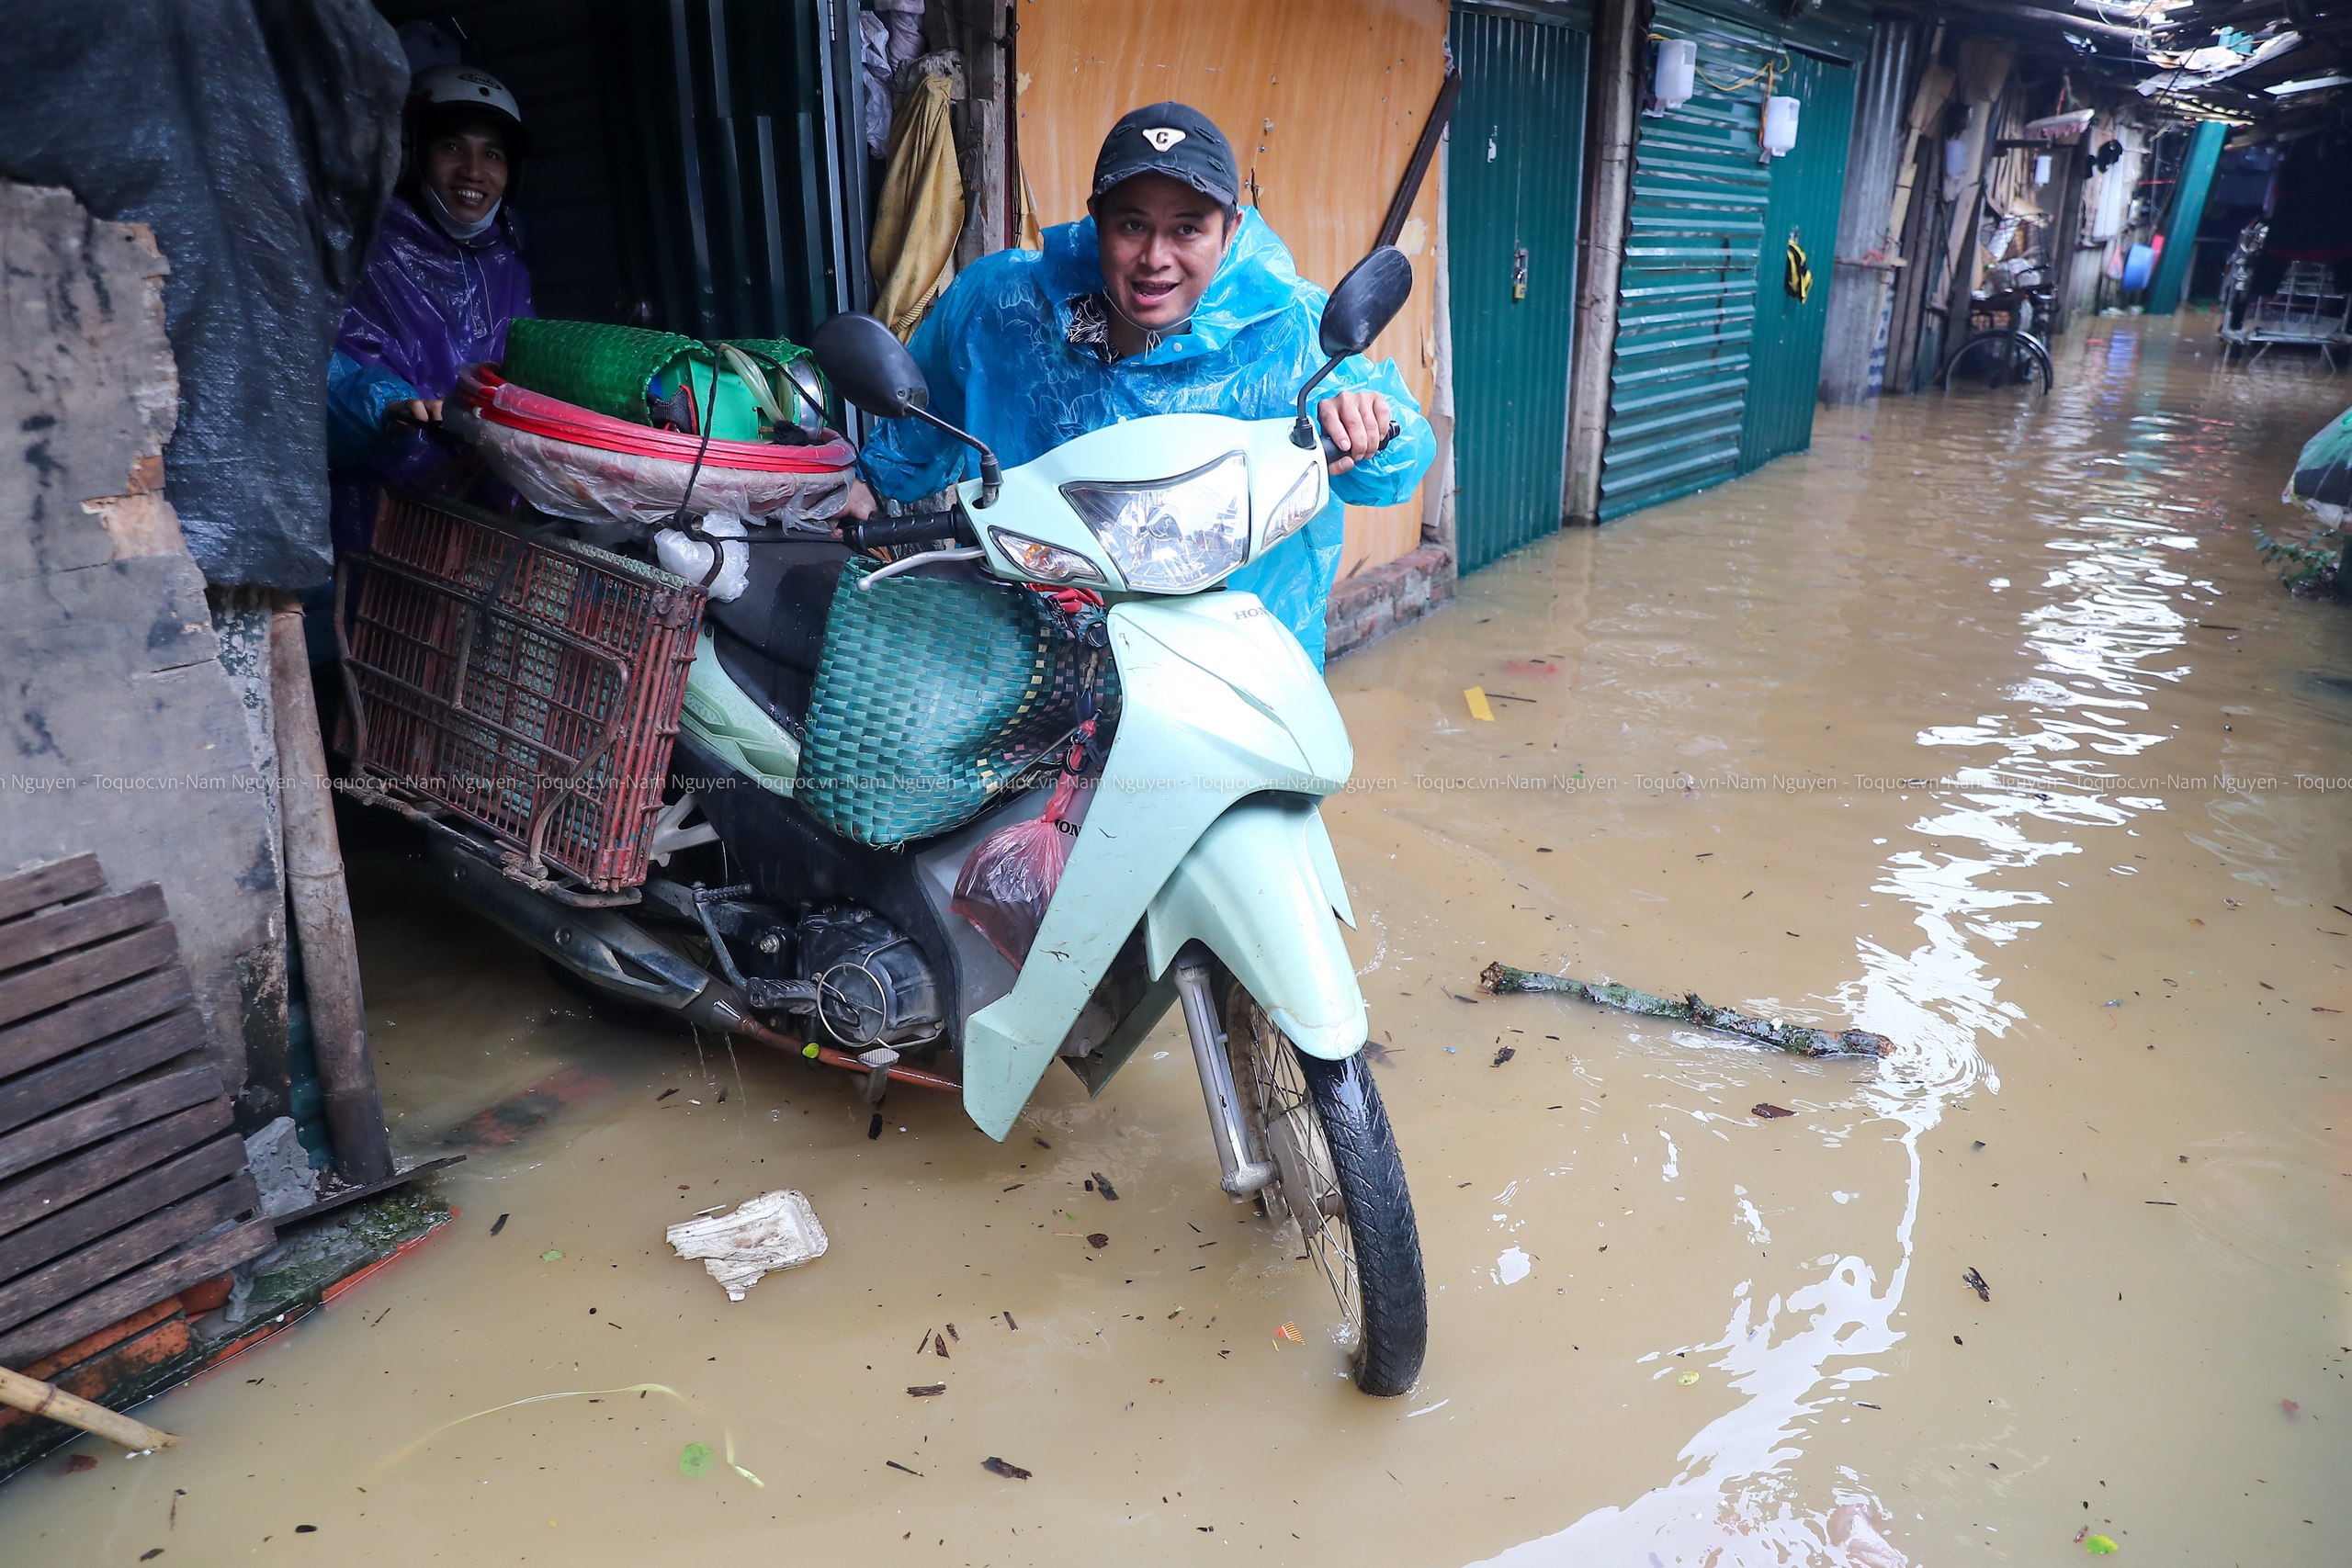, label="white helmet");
[409,63,529,163]
[412,64,523,127]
